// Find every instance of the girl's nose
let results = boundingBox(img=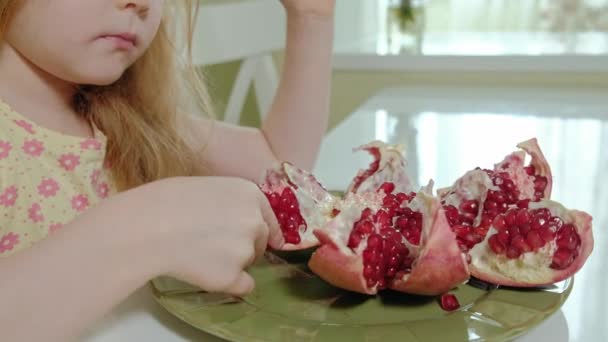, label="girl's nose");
[116,0,150,15]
